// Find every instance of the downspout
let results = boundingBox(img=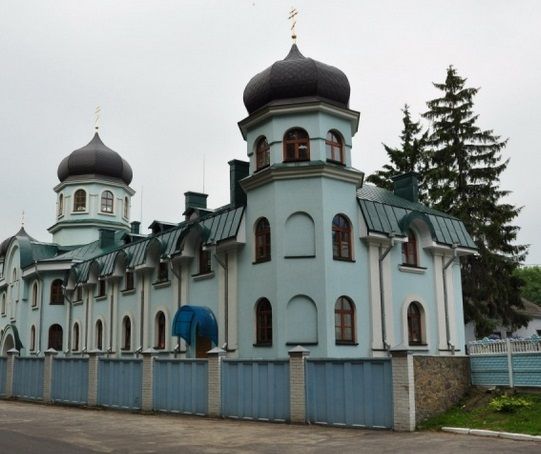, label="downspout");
[442,244,458,354]
[108,279,114,356]
[34,261,44,355]
[62,283,75,356]
[139,271,145,354]
[213,250,229,351]
[169,256,183,356]
[378,234,396,351]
